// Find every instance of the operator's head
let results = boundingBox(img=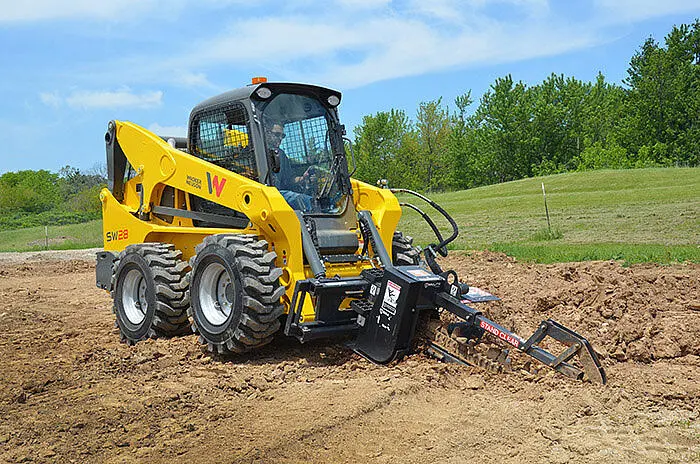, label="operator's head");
[267,123,285,149]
